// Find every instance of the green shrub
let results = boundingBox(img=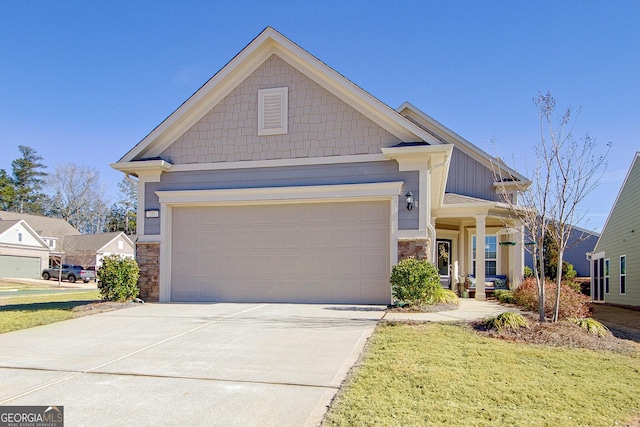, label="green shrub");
[563,263,577,280]
[524,266,533,278]
[568,318,612,337]
[431,288,459,305]
[390,257,440,305]
[485,312,529,332]
[563,280,581,293]
[97,255,140,302]
[513,277,591,319]
[494,290,516,304]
